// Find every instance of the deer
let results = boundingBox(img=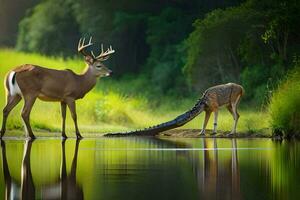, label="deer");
[105,83,244,137]
[197,83,244,135]
[0,37,115,139]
